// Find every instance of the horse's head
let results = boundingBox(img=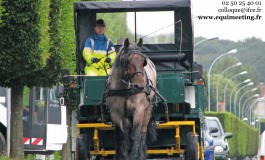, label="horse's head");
[122,38,147,88]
